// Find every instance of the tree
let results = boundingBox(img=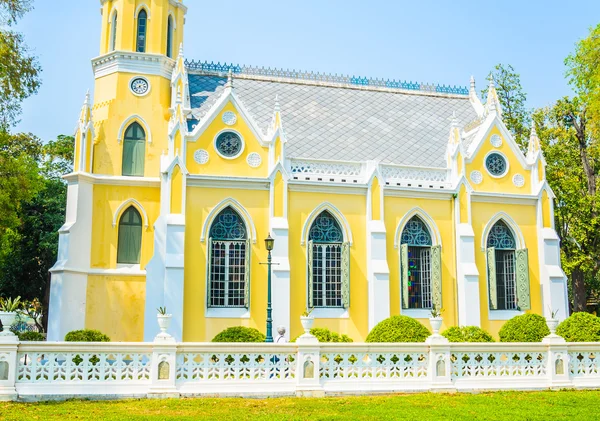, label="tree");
[0,0,41,129]
[482,64,531,149]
